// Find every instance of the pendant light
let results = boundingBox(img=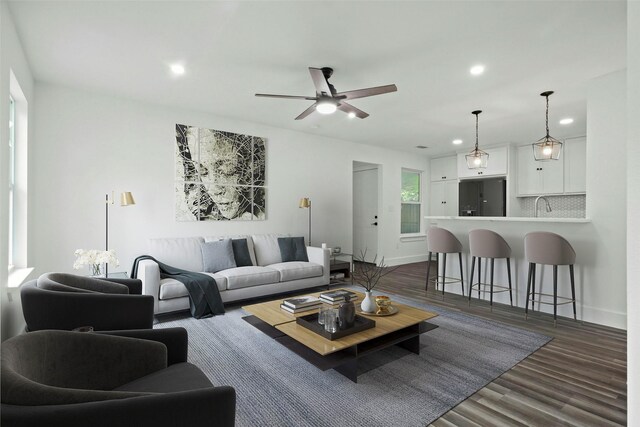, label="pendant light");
[532,91,562,161]
[465,110,488,169]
